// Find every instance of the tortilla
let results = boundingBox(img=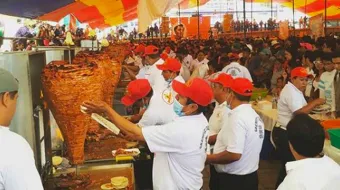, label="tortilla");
[111,176,128,189]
